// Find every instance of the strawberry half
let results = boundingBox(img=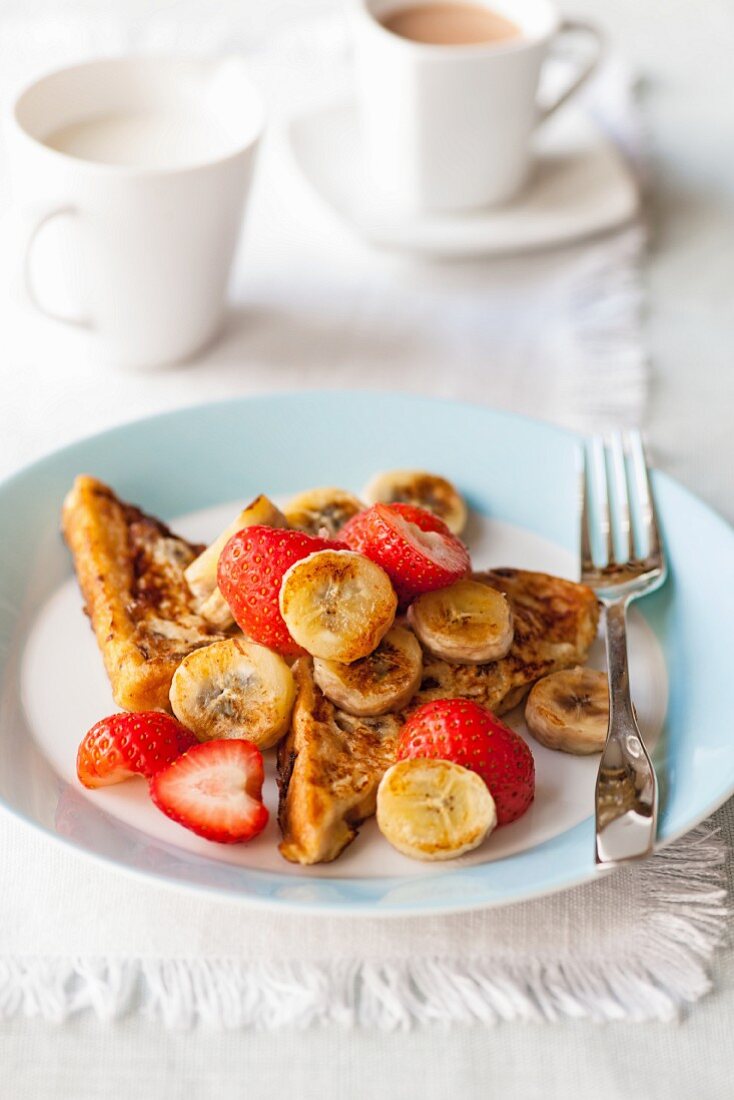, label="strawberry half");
[77,712,197,789]
[379,502,450,532]
[397,699,535,825]
[150,739,268,844]
[340,502,470,605]
[217,526,346,656]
